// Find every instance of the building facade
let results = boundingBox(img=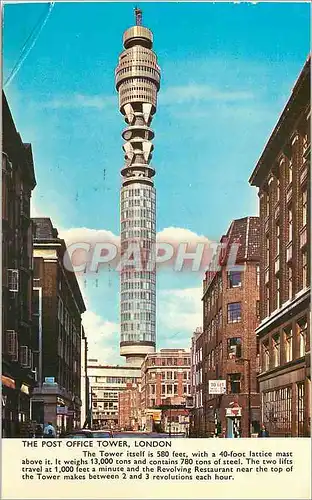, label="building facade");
[80,326,89,427]
[116,9,161,366]
[118,382,141,431]
[2,93,37,437]
[249,57,310,437]
[140,349,191,432]
[201,217,261,438]
[31,218,86,433]
[190,328,205,437]
[87,361,141,429]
